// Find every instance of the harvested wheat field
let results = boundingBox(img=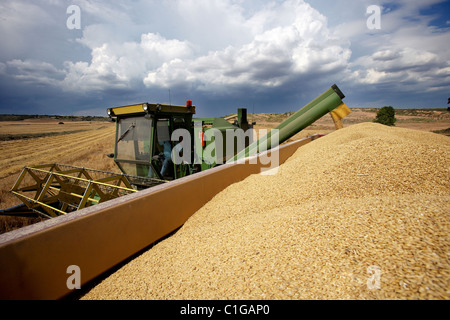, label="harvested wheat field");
[0,122,116,233]
[82,122,449,300]
[0,123,116,180]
